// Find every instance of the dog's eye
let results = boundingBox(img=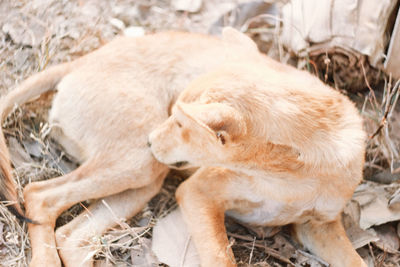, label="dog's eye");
[216,132,226,145]
[176,121,182,128]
